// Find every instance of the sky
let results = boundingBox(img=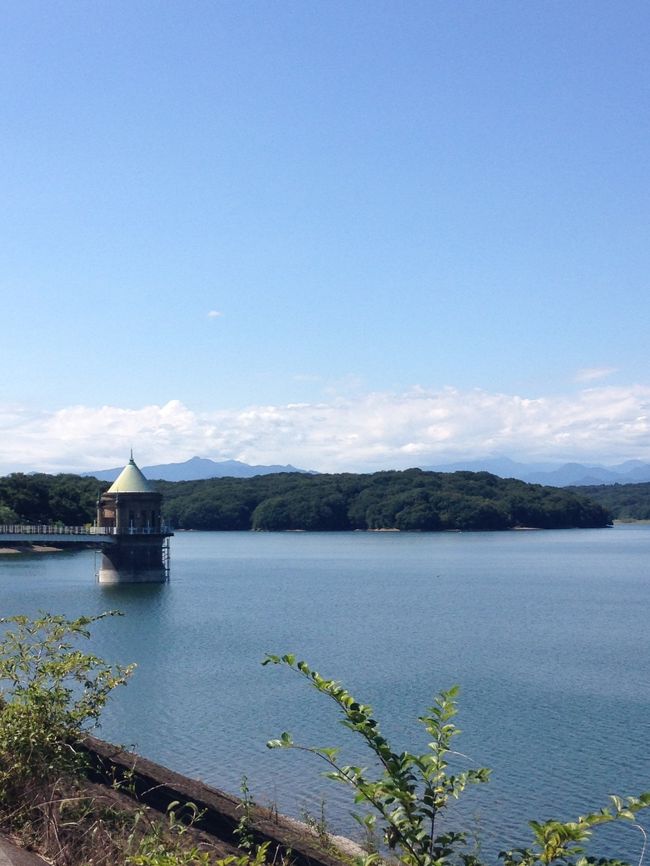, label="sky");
[1,0,650,474]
